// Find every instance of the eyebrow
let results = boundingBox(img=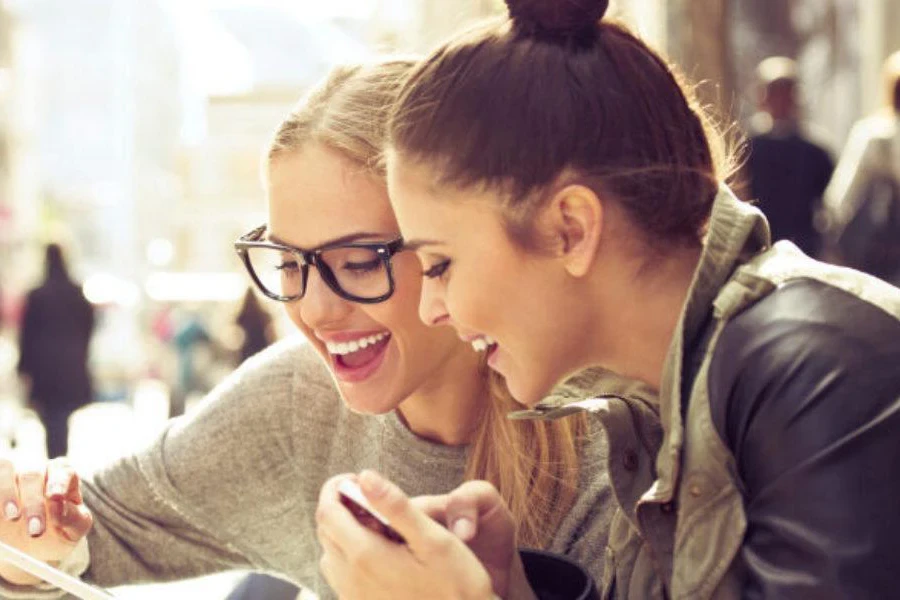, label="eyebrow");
[267,231,391,249]
[402,239,445,251]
